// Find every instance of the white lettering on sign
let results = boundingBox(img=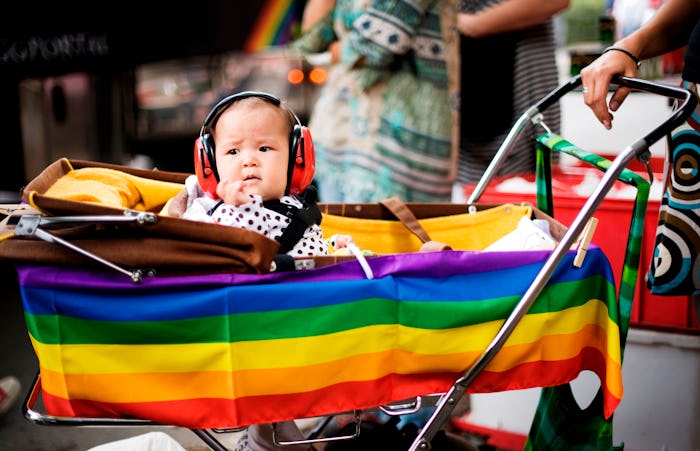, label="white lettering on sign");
[0,33,110,64]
